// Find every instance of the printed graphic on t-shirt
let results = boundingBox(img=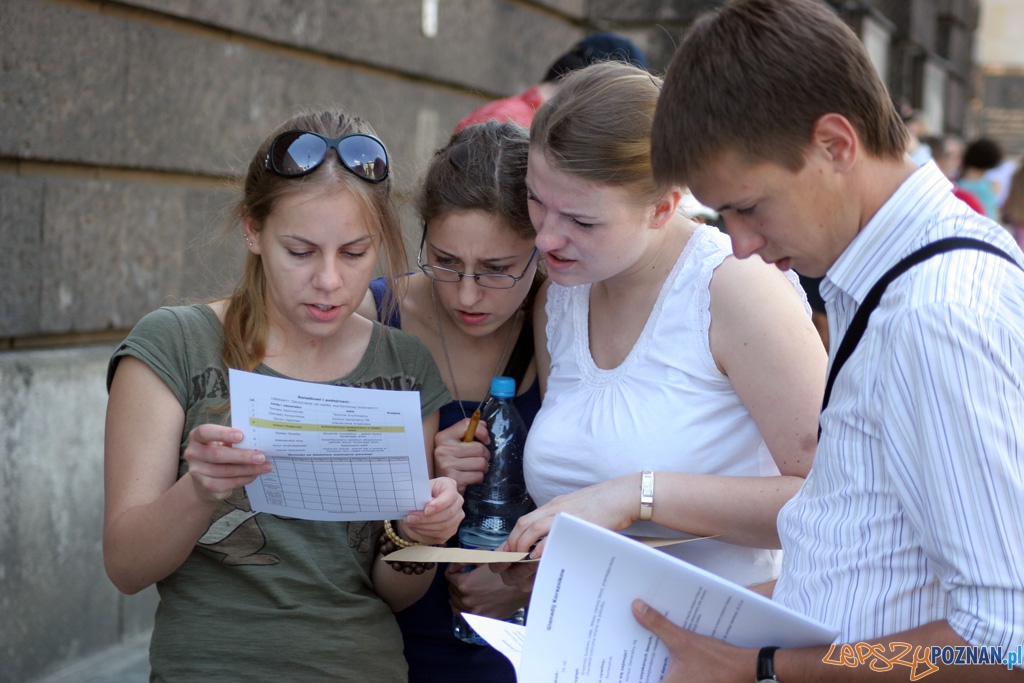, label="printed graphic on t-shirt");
[197,488,279,566]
